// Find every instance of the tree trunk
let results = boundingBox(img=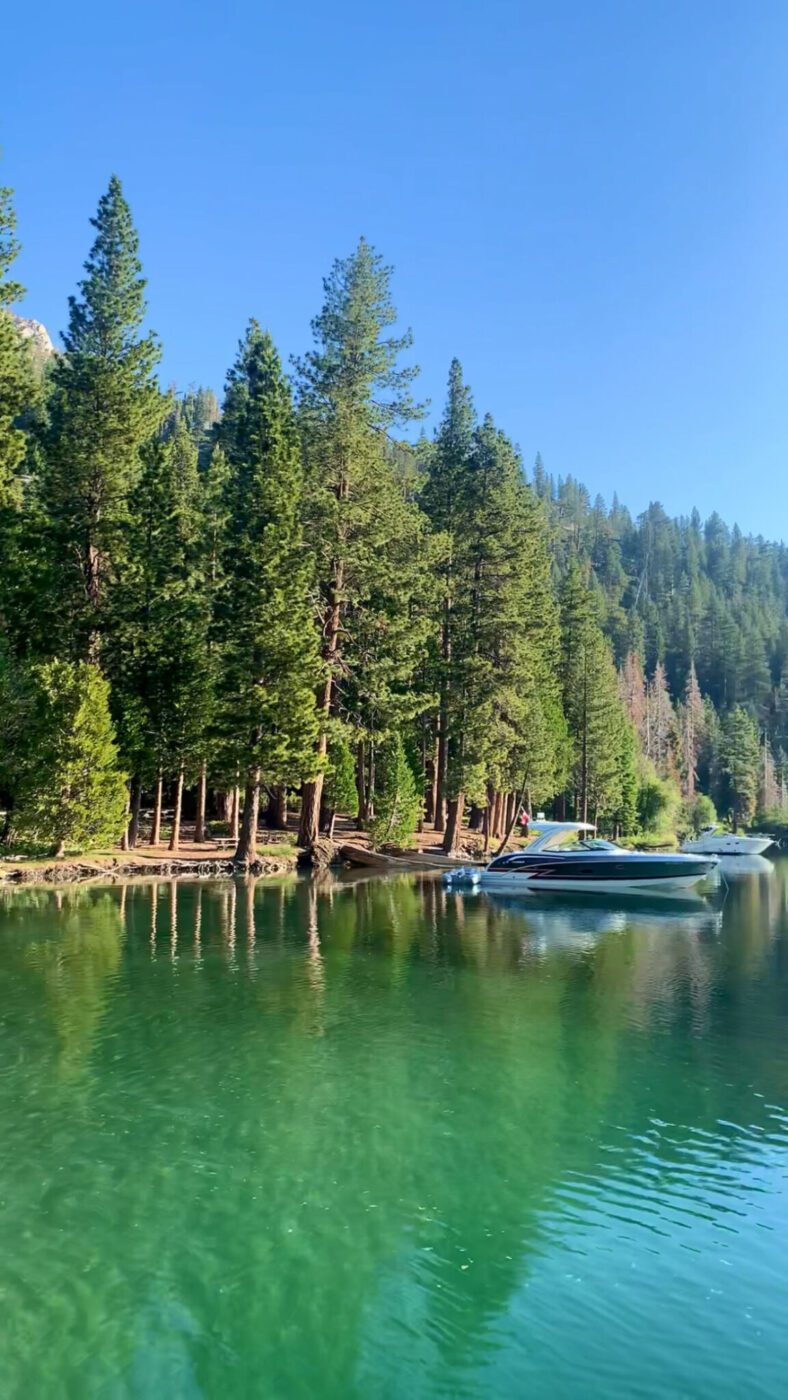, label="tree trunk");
[355,740,367,828]
[266,785,288,830]
[231,786,240,843]
[434,721,447,831]
[327,810,337,841]
[436,582,451,831]
[194,761,208,843]
[50,839,65,859]
[504,792,516,832]
[424,758,435,826]
[126,775,142,850]
[235,771,261,862]
[299,774,323,847]
[482,803,491,853]
[491,790,503,839]
[367,742,376,820]
[151,773,163,846]
[299,555,344,847]
[442,793,464,855]
[493,781,530,858]
[169,770,184,853]
[120,783,131,850]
